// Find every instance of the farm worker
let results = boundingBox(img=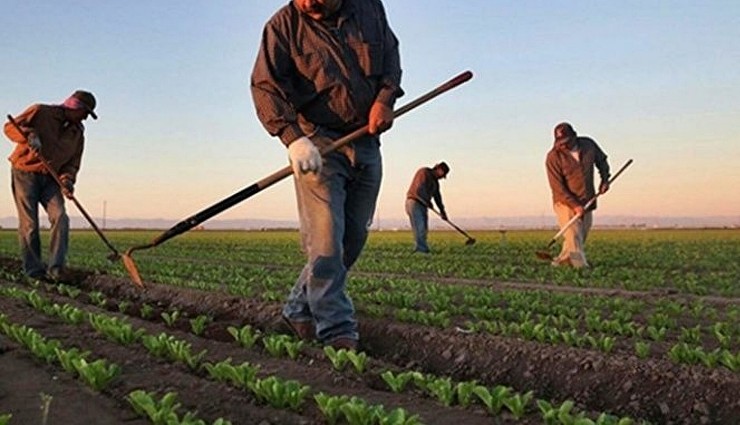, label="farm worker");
[405,162,450,253]
[545,122,610,268]
[251,0,403,350]
[3,90,97,281]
